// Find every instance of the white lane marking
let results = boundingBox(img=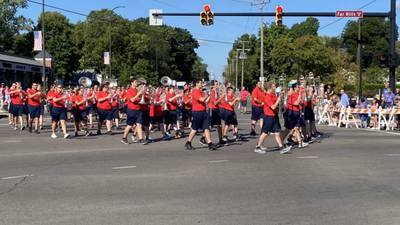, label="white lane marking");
[1,140,21,143]
[384,154,400,157]
[208,160,229,163]
[1,174,34,180]
[112,165,137,170]
[296,156,319,159]
[364,129,400,136]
